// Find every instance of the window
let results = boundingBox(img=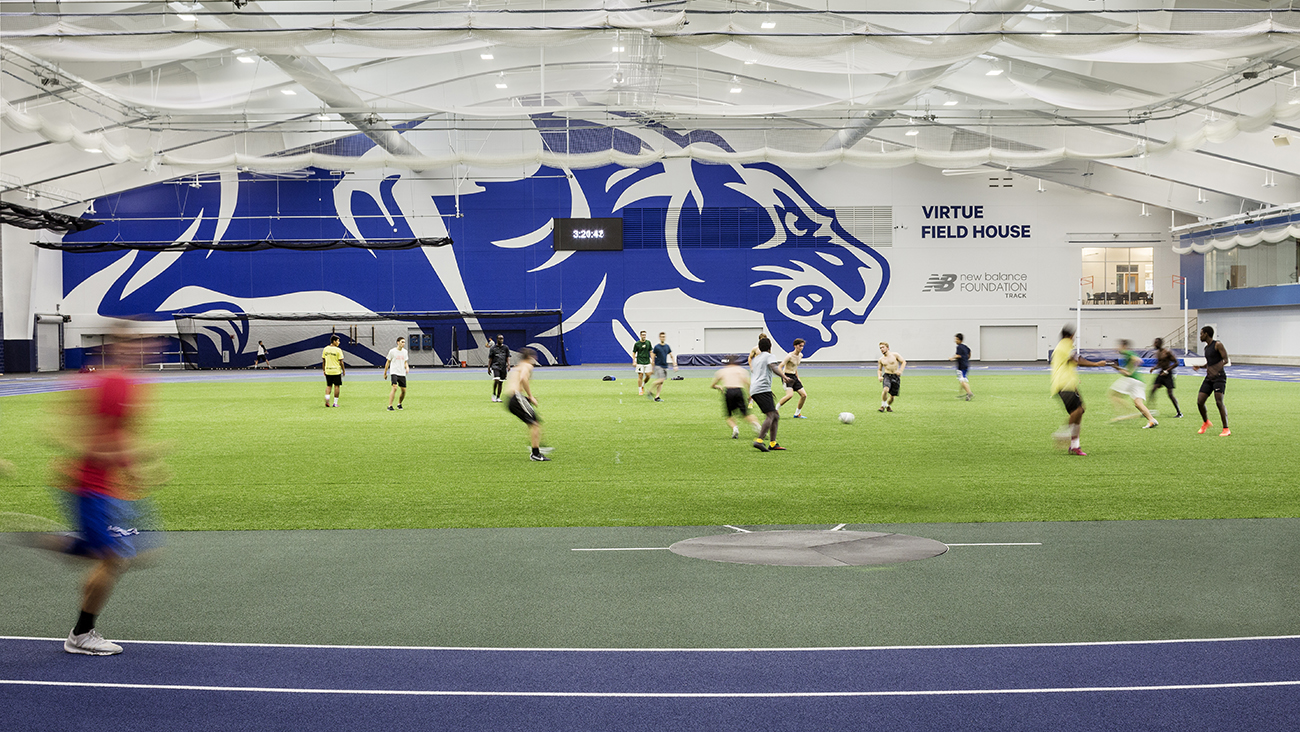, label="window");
[1203,238,1299,291]
[1081,247,1154,305]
